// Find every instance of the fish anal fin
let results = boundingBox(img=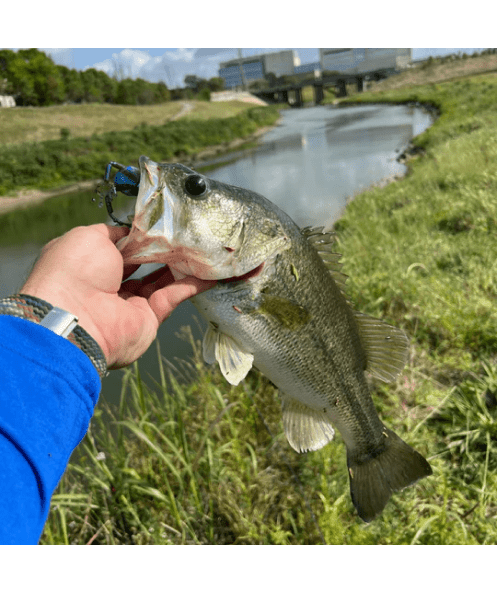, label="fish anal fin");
[281,394,335,453]
[354,312,409,382]
[347,427,432,522]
